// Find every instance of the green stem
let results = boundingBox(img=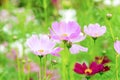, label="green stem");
[106,19,115,41]
[22,63,25,80]
[27,62,30,80]
[44,56,47,80]
[39,56,42,80]
[43,0,47,26]
[17,54,21,80]
[116,54,119,80]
